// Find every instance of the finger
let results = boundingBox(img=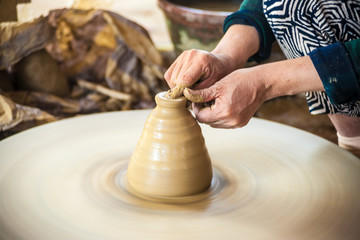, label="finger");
[209,120,236,129]
[169,50,209,88]
[166,55,186,88]
[192,75,217,90]
[209,123,227,129]
[166,84,187,99]
[169,51,199,87]
[192,102,203,115]
[165,53,187,88]
[183,87,217,103]
[164,64,175,88]
[195,103,221,124]
[179,66,205,87]
[210,117,249,129]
